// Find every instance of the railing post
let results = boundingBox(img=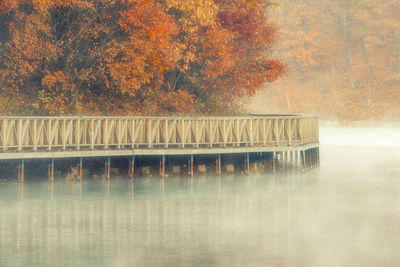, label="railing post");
[236,119,240,147]
[288,118,292,146]
[165,120,169,148]
[76,118,80,150]
[33,119,37,151]
[17,119,22,151]
[47,120,51,151]
[148,119,152,149]
[249,119,253,147]
[195,120,199,148]
[2,119,6,151]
